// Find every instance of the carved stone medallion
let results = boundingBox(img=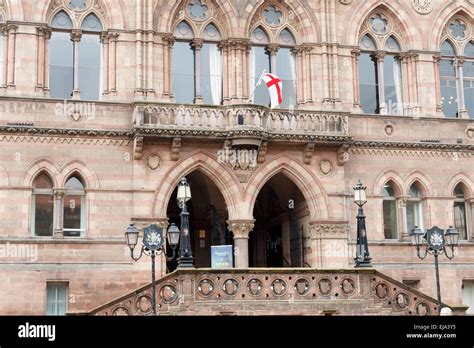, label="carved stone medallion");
[222,278,239,296]
[294,278,310,296]
[197,279,214,297]
[319,160,333,176]
[135,294,152,314]
[145,154,161,170]
[412,0,433,15]
[271,279,287,296]
[247,278,263,296]
[160,285,178,303]
[375,283,389,299]
[340,278,356,295]
[318,278,332,296]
